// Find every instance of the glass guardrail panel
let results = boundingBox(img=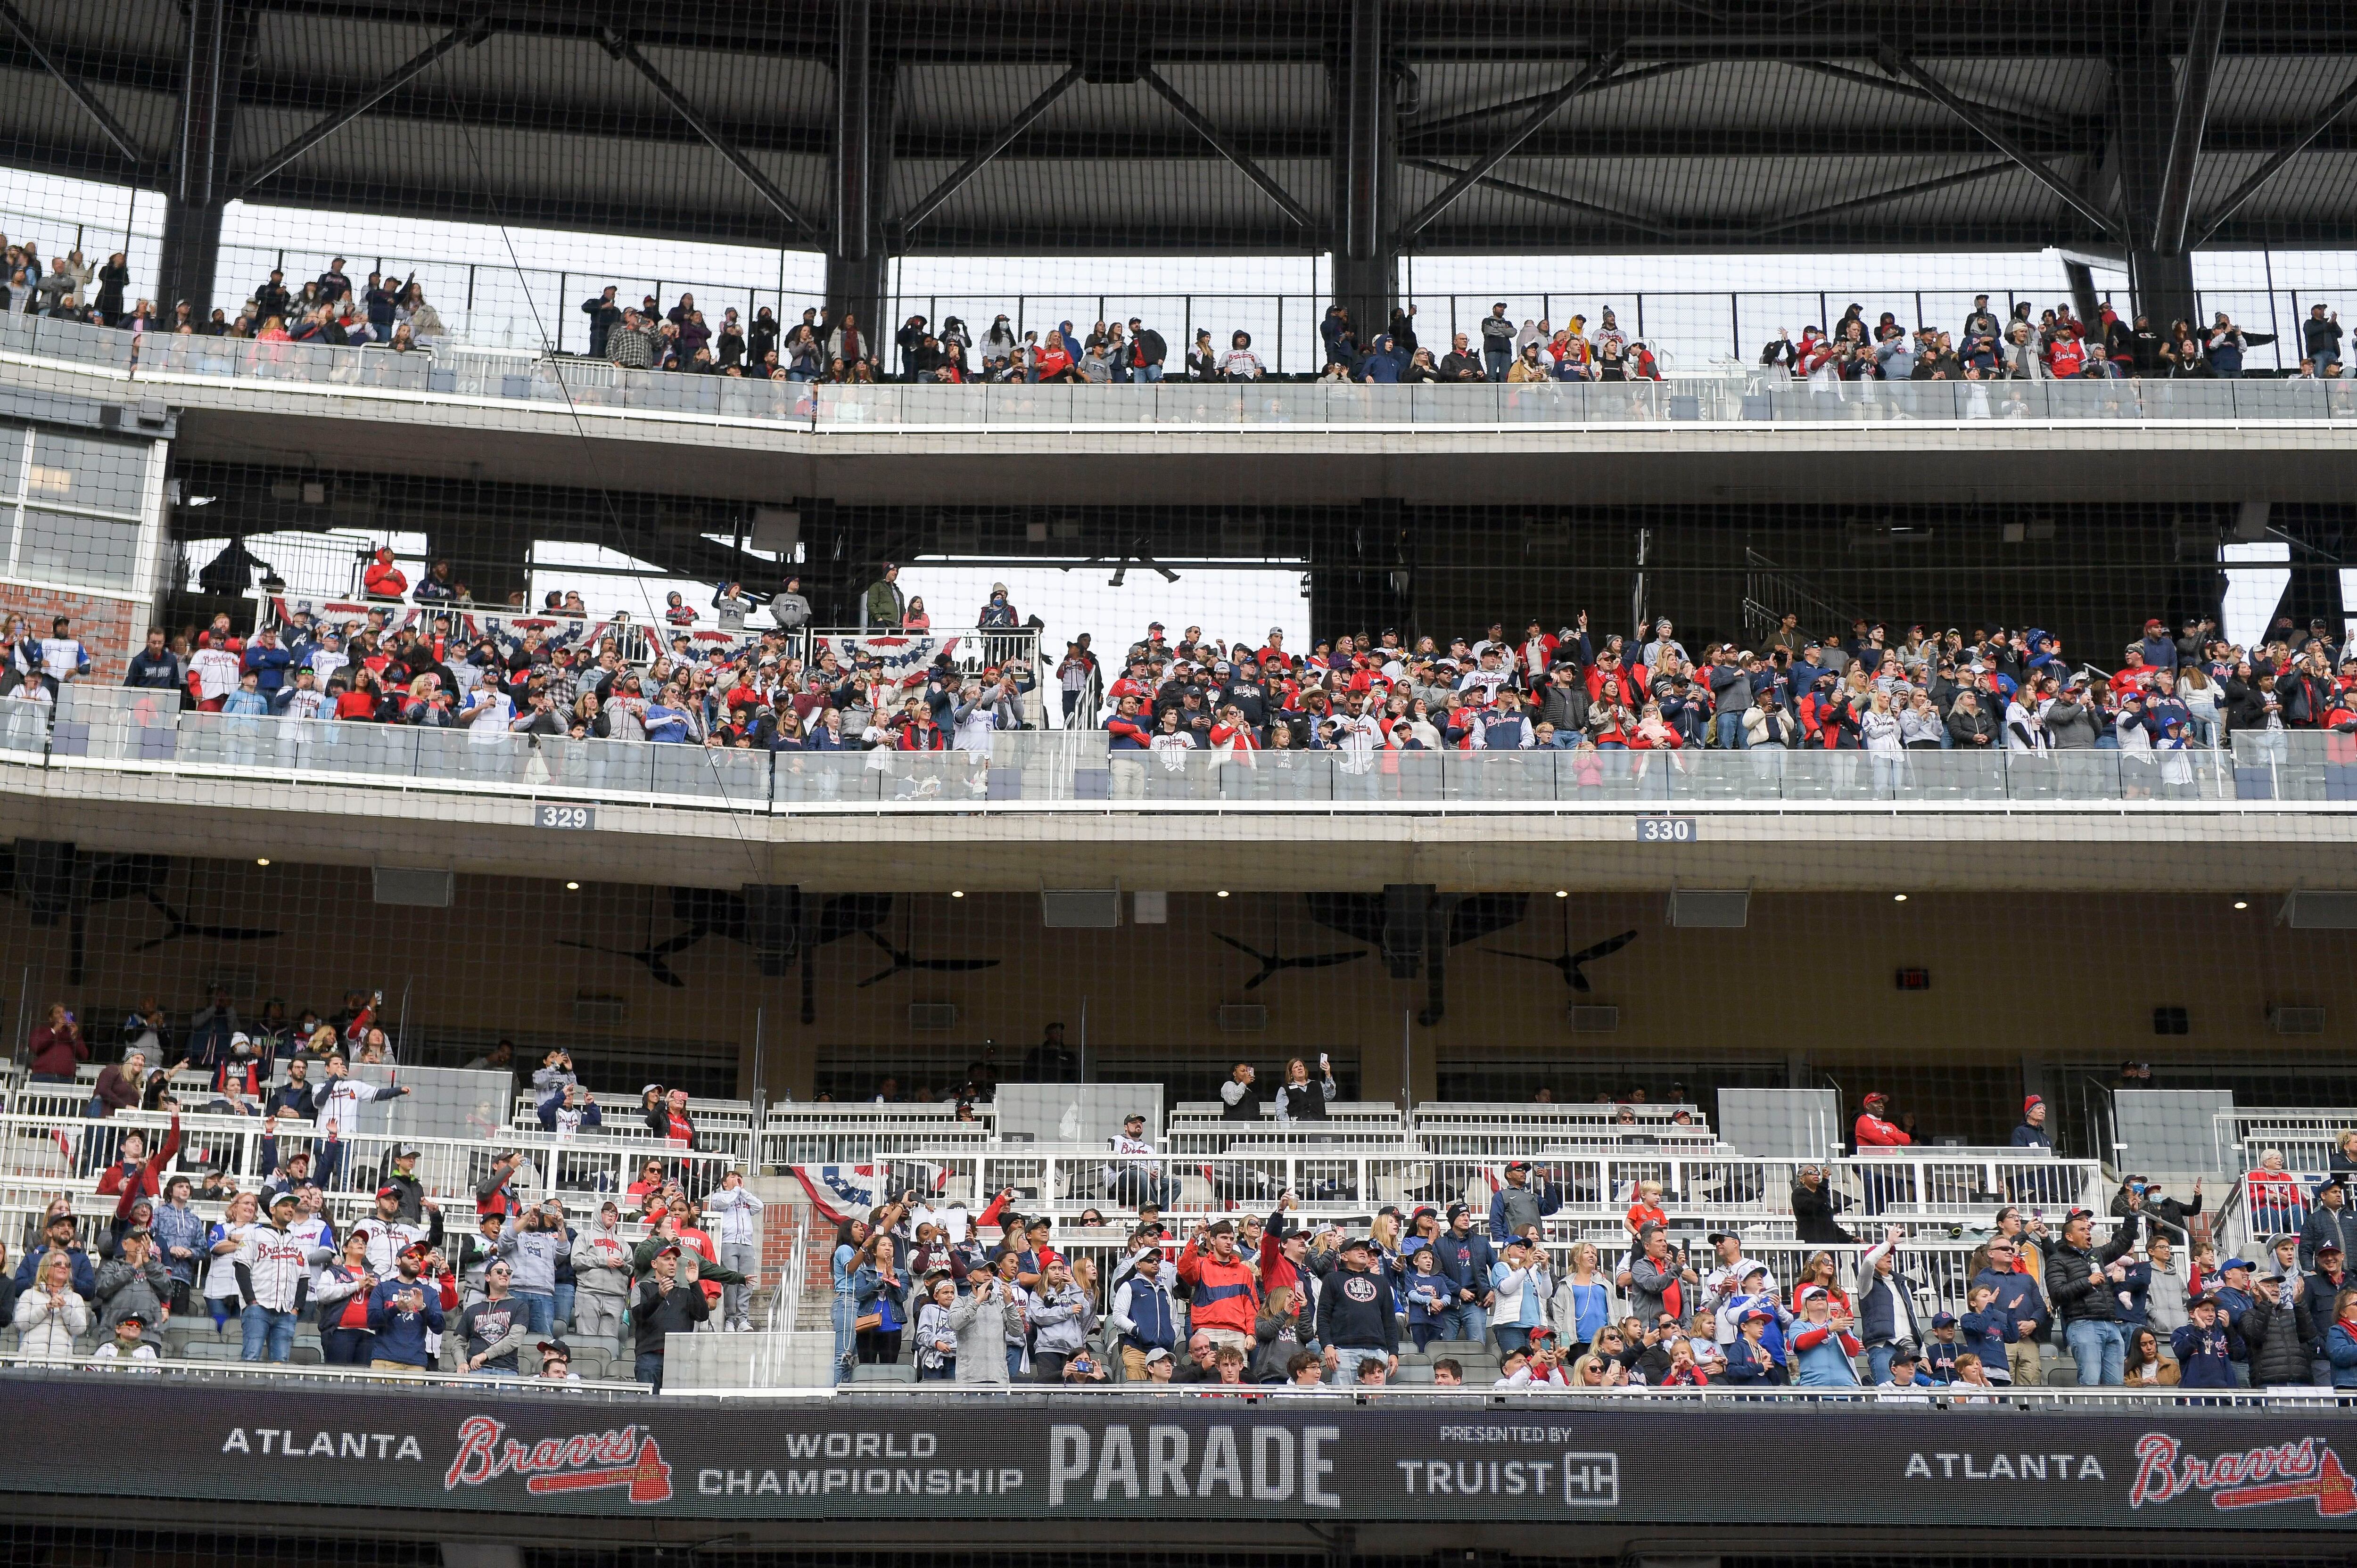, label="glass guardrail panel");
[983,381,1073,423]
